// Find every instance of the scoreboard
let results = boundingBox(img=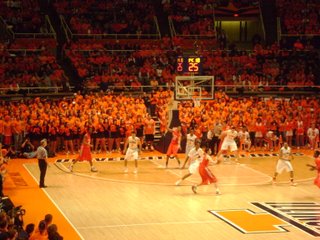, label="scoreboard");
[176,56,202,74]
